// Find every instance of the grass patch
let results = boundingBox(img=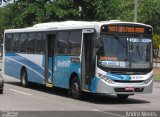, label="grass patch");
[153,68,160,81]
[154,76,160,81]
